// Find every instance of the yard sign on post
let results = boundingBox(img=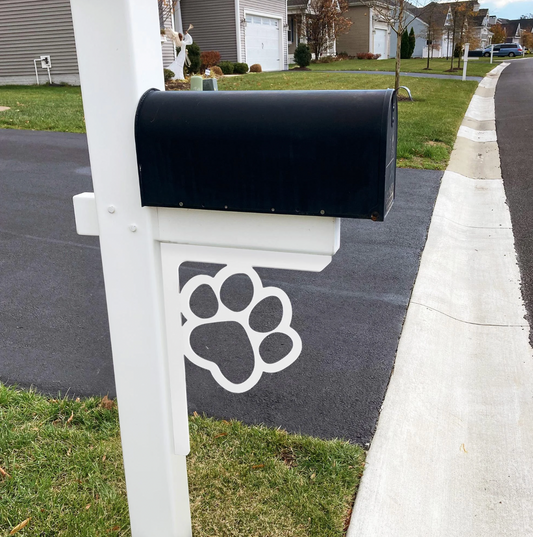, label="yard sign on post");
[70,0,397,535]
